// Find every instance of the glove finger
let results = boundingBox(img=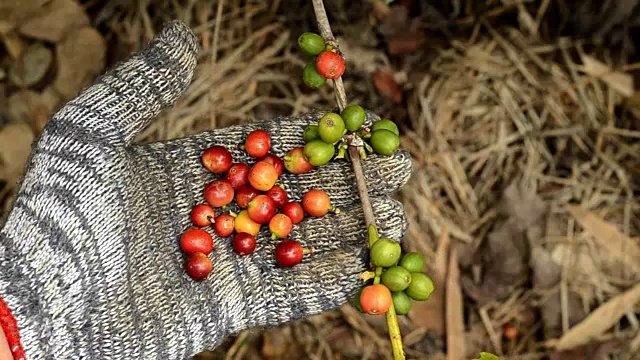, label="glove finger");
[246,196,406,260]
[228,247,369,331]
[47,20,198,147]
